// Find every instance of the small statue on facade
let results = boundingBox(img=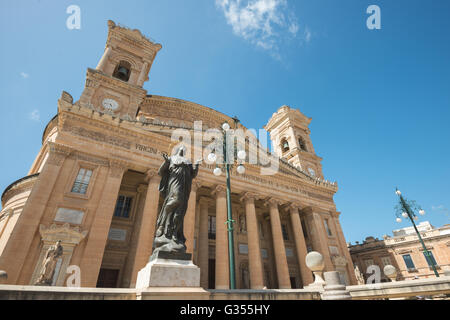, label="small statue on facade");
[354,265,365,285]
[239,214,246,233]
[152,145,201,255]
[35,240,63,286]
